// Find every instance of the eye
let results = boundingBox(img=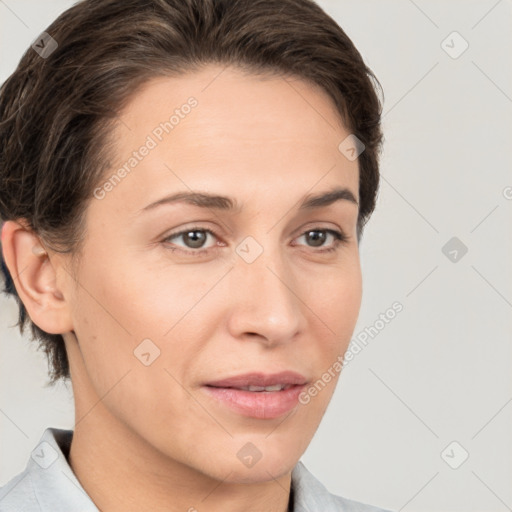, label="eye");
[162,227,219,255]
[293,228,349,253]
[162,226,349,257]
